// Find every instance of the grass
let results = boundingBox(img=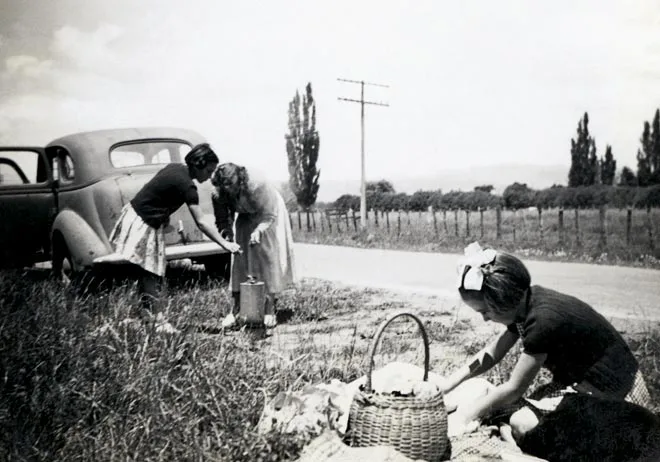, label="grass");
[0,269,658,461]
[290,207,660,268]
